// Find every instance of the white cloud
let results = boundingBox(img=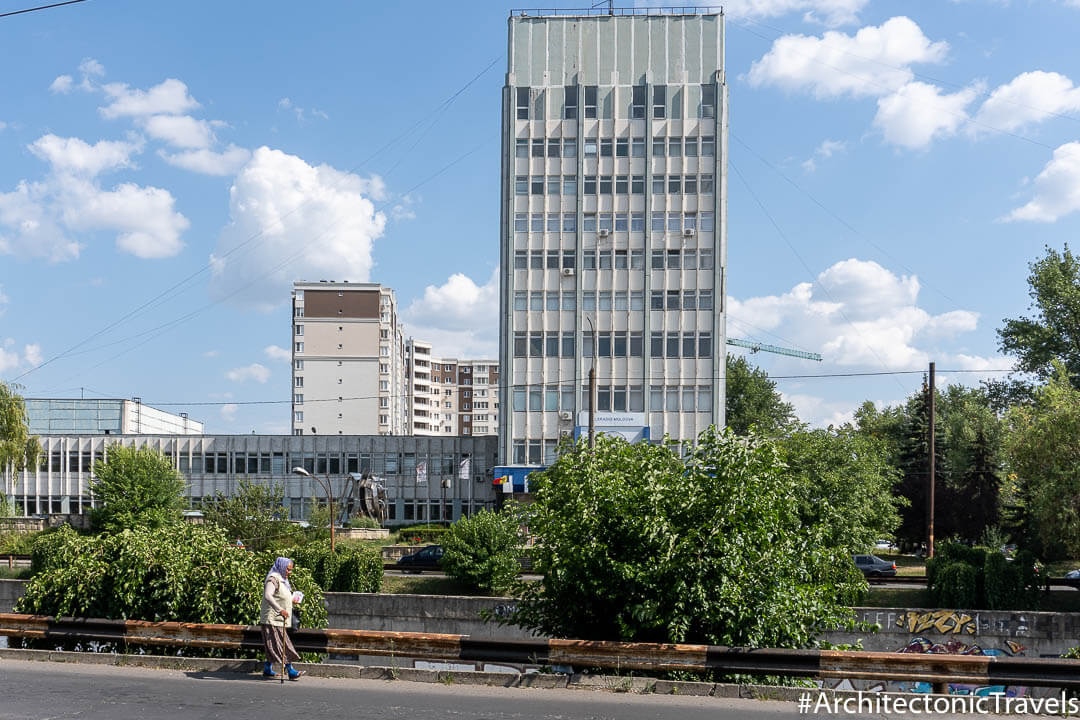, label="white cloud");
[783,392,857,427]
[79,58,104,79]
[159,144,251,176]
[142,114,214,149]
[28,134,141,176]
[873,81,980,149]
[23,344,42,366]
[403,269,499,358]
[973,71,1080,134]
[0,285,6,314]
[226,363,270,383]
[0,121,6,132]
[729,258,988,371]
[802,138,846,171]
[220,403,238,422]
[640,0,866,26]
[207,147,388,310]
[264,344,291,363]
[100,78,199,119]
[0,133,188,261]
[202,349,219,358]
[50,75,74,94]
[0,343,19,374]
[1004,141,1080,222]
[747,17,949,99]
